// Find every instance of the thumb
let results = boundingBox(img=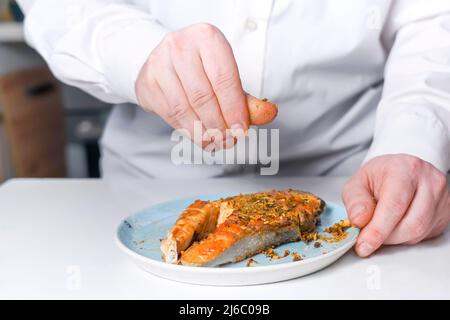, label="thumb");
[246,94,278,126]
[341,173,376,228]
